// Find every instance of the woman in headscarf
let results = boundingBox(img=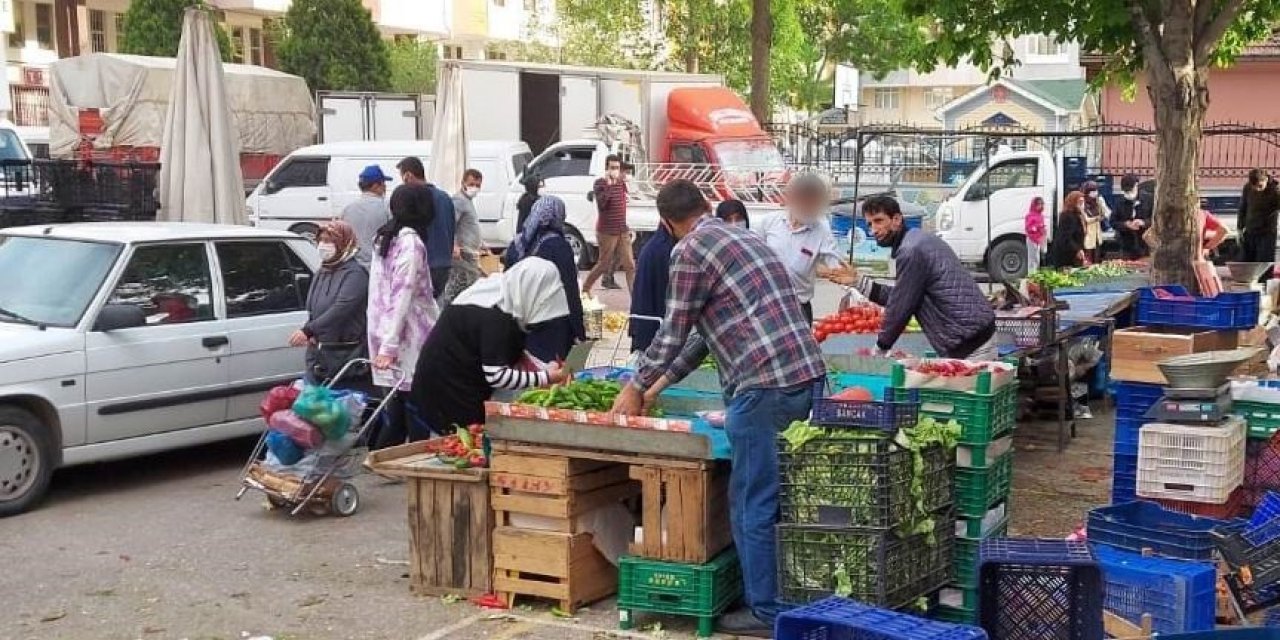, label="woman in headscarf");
[1080,180,1110,262]
[502,195,586,362]
[288,220,370,388]
[1050,191,1089,268]
[515,174,544,235]
[369,184,440,446]
[412,257,573,430]
[716,199,750,228]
